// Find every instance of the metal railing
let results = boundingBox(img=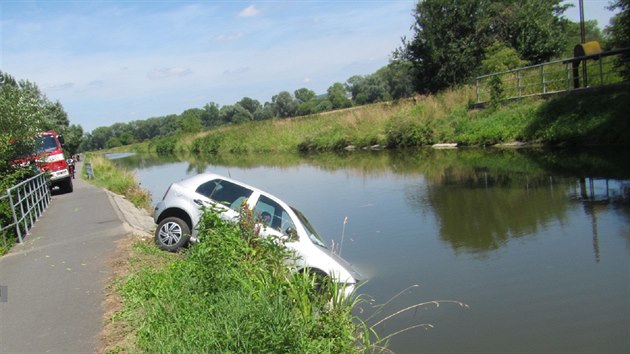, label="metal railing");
[476,47,630,104]
[0,173,51,245]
